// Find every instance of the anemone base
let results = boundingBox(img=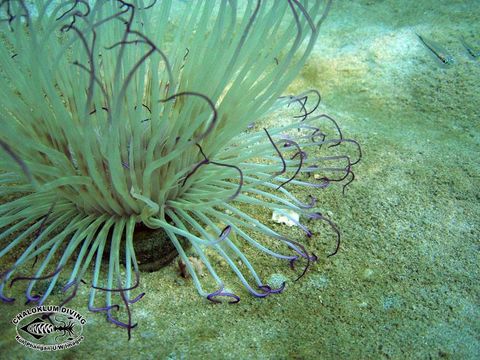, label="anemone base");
[101,223,181,273]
